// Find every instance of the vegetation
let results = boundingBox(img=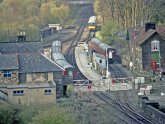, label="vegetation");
[94,0,165,28]
[100,21,119,44]
[0,0,70,41]
[94,0,165,44]
[0,103,75,124]
[93,0,165,57]
[0,104,22,124]
[29,106,75,124]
